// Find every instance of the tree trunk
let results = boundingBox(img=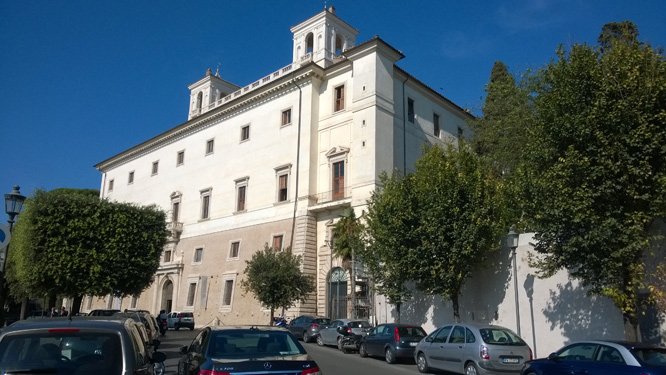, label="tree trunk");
[452,295,460,323]
[19,297,28,320]
[71,295,83,316]
[623,312,641,342]
[395,302,401,324]
[47,293,57,314]
[270,308,275,326]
